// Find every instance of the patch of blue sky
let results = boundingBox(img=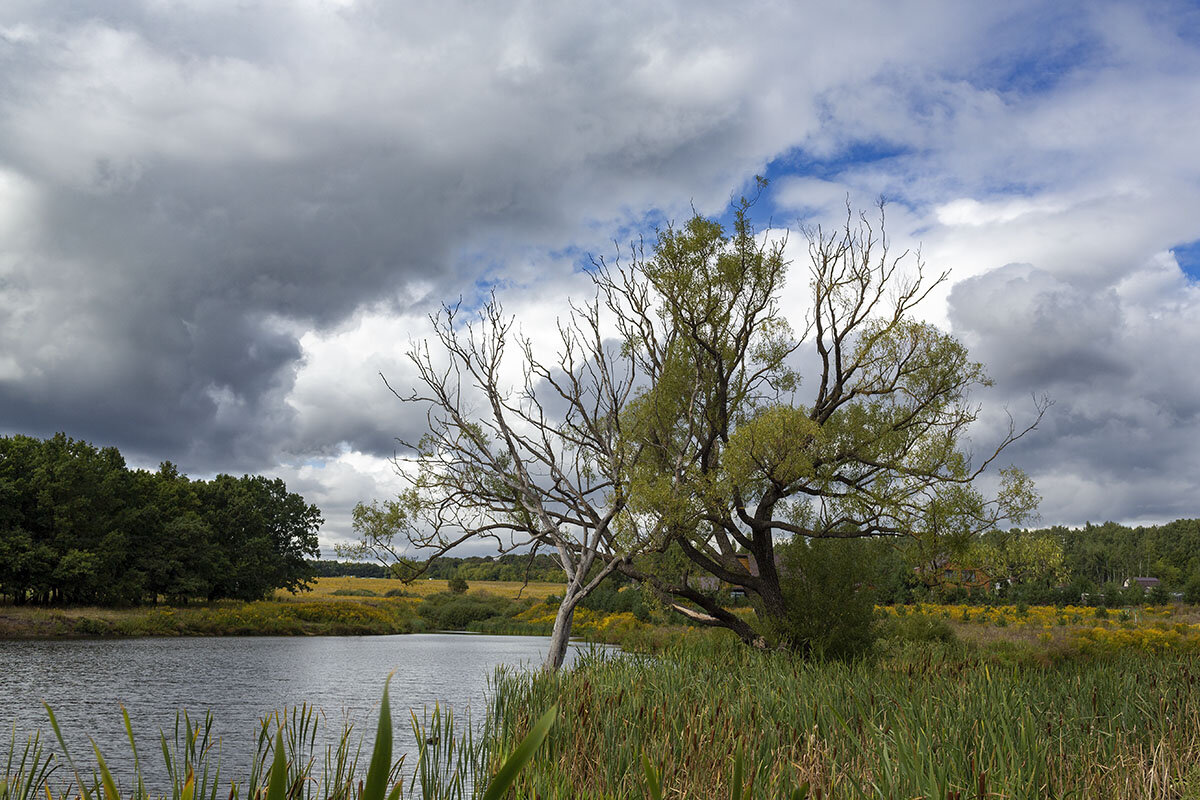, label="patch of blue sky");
[548,244,591,274]
[950,3,1104,97]
[1171,239,1200,282]
[771,141,911,185]
[467,274,514,301]
[586,205,672,244]
[973,37,1098,95]
[729,141,915,227]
